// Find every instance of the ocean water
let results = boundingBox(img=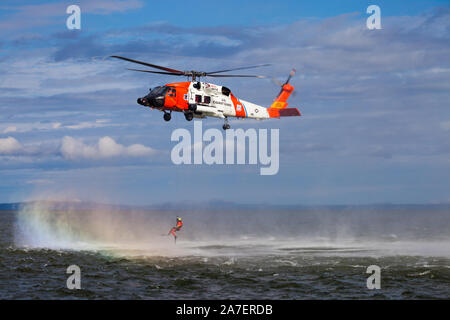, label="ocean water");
[0,204,449,299]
